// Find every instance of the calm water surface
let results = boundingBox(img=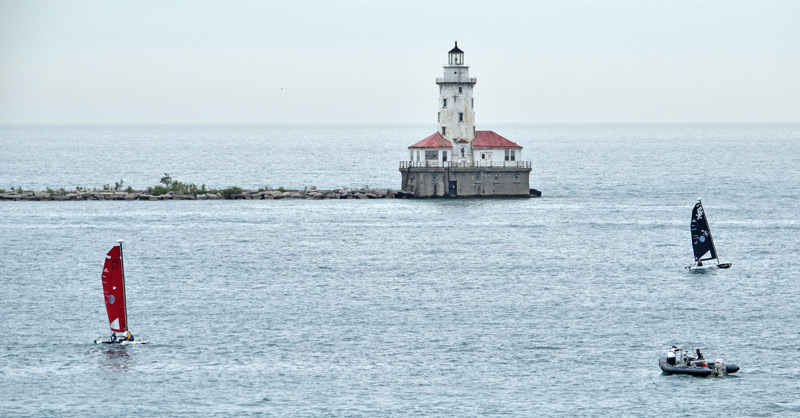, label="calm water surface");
[1,124,799,416]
